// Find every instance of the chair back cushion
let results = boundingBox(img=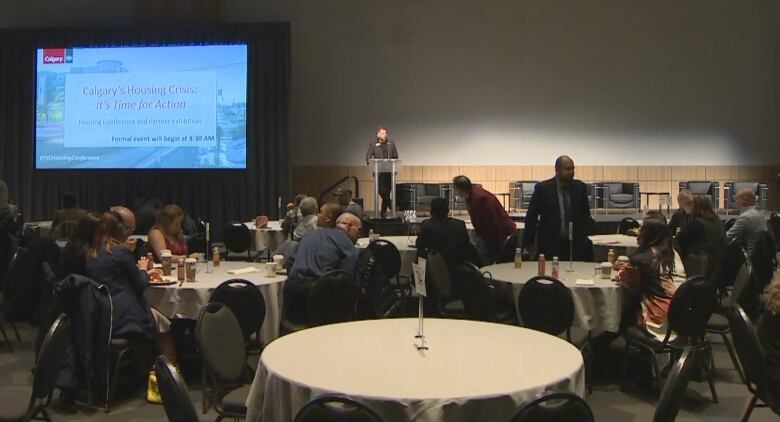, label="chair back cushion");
[224,221,251,253]
[197,302,246,383]
[686,181,714,195]
[668,276,715,337]
[210,279,266,342]
[517,276,574,336]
